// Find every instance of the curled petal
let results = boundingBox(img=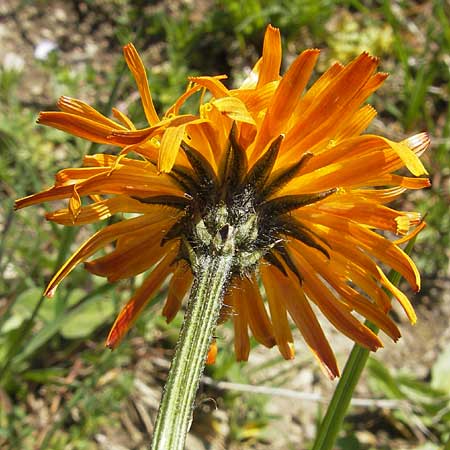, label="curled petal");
[123,43,160,125]
[106,247,177,349]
